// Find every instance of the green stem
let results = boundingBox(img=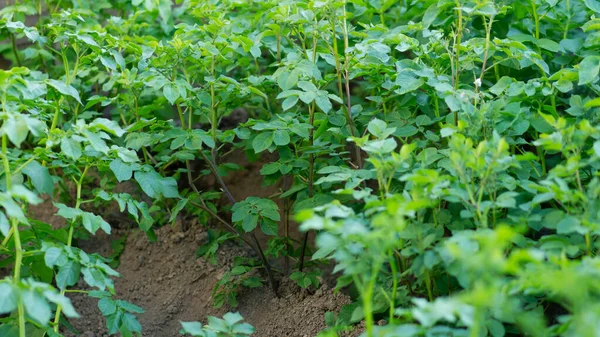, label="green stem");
[531,0,540,39]
[210,55,217,163]
[53,166,88,332]
[176,103,187,129]
[586,233,592,256]
[298,104,315,272]
[341,1,363,169]
[470,308,482,337]
[10,34,21,67]
[3,135,25,337]
[388,251,398,324]
[536,142,547,176]
[453,0,463,126]
[424,268,434,302]
[563,0,571,40]
[364,261,382,337]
